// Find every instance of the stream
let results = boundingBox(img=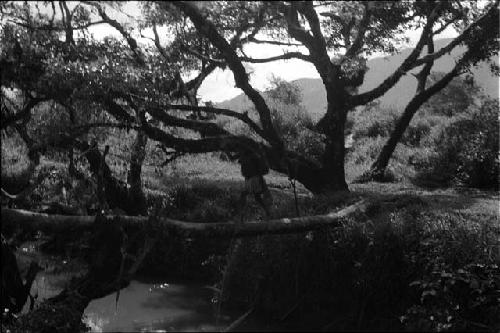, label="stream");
[82,279,230,332]
[17,239,276,332]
